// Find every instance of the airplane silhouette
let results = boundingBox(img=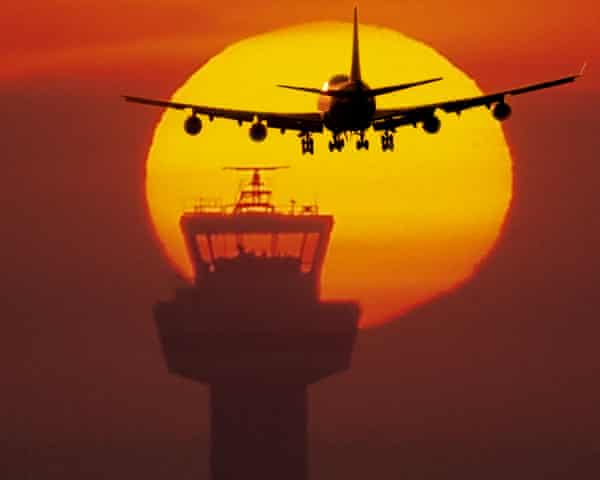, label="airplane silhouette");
[124,7,583,155]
